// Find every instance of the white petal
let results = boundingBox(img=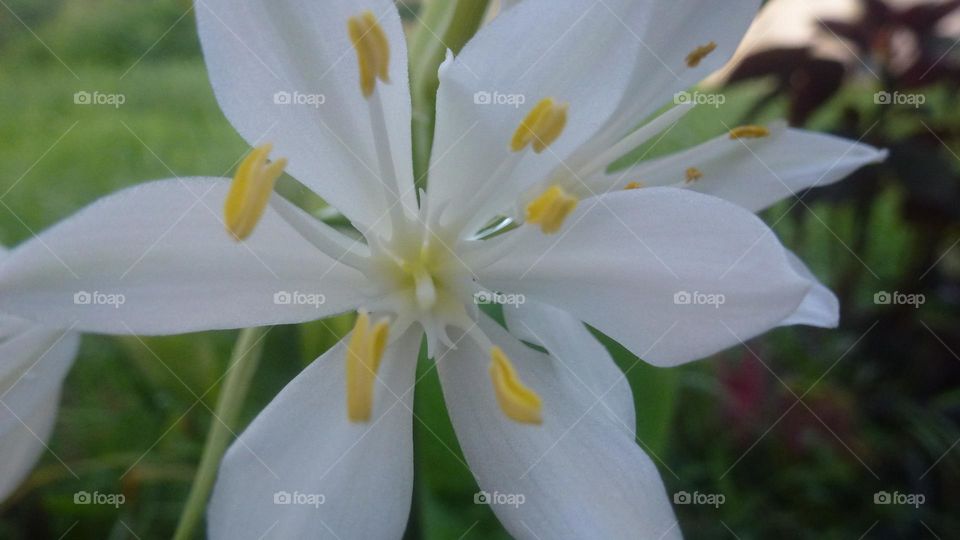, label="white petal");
[779,250,839,328]
[503,300,634,433]
[428,0,652,229]
[208,327,422,540]
[196,0,415,231]
[474,188,810,366]
[0,179,365,335]
[437,315,680,540]
[605,125,887,212]
[0,322,80,500]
